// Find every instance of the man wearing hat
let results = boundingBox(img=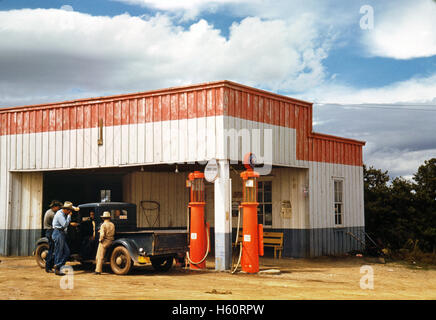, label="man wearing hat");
[52,201,79,276]
[95,211,115,275]
[43,200,62,273]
